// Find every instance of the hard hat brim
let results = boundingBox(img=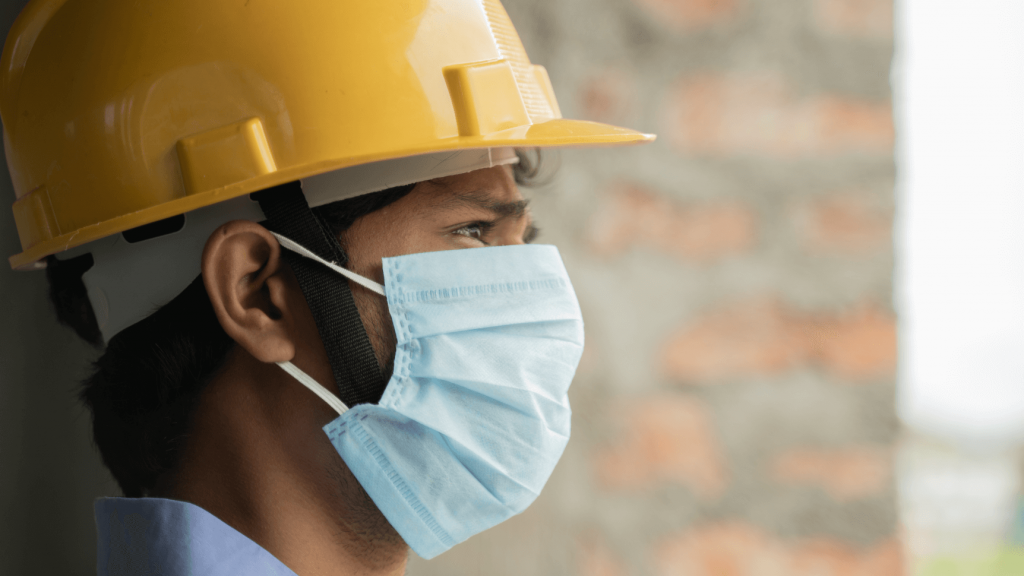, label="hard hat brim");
[9,119,654,270]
